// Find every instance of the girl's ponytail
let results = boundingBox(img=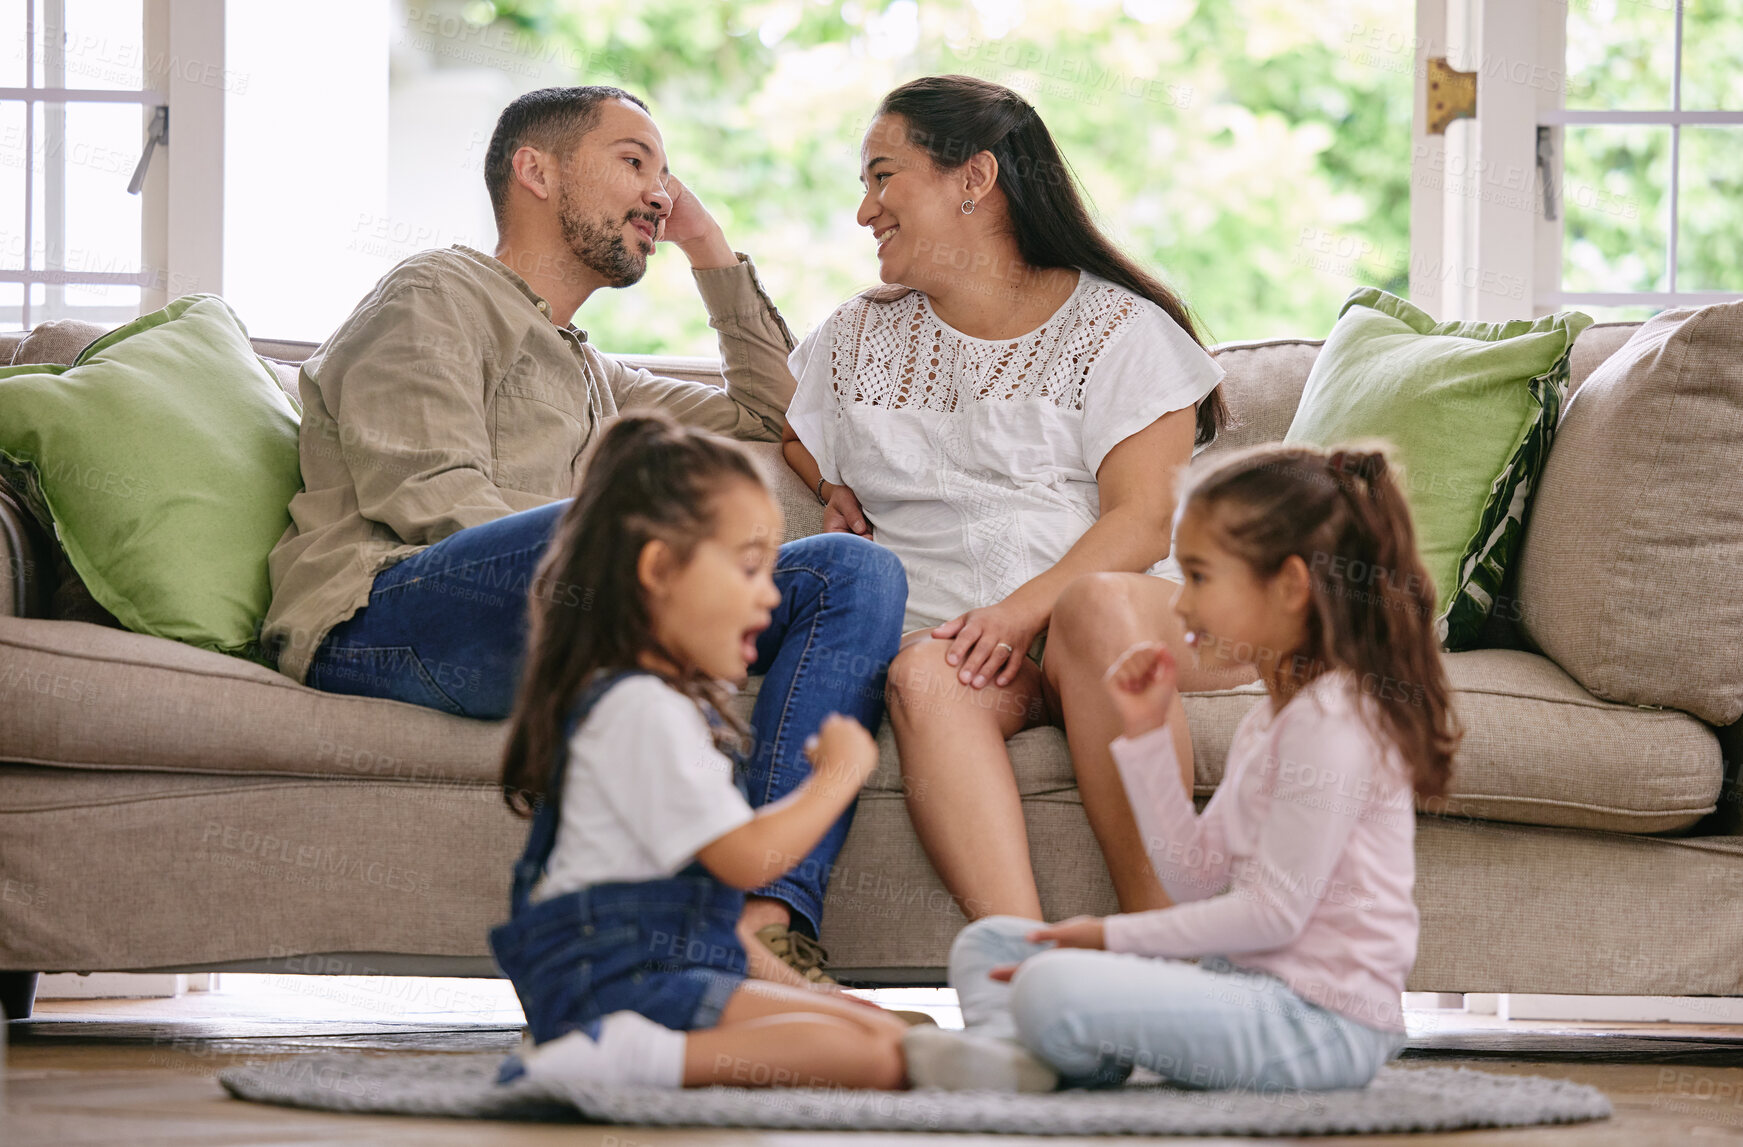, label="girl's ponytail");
[1178,442,1460,799]
[1318,449,1459,798]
